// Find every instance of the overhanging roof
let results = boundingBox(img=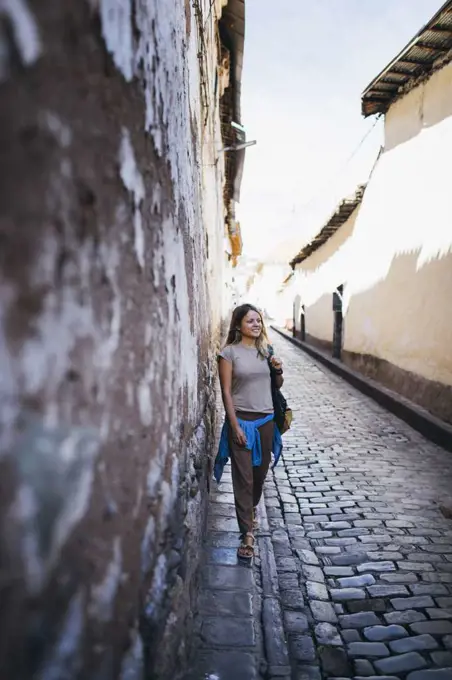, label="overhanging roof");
[220,0,246,202]
[220,0,245,125]
[362,0,452,117]
[290,185,366,269]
